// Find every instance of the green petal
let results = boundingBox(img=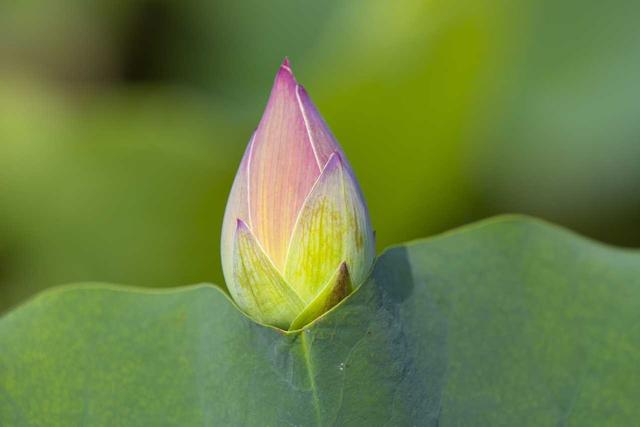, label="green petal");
[284,153,375,302]
[232,219,305,328]
[289,262,352,330]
